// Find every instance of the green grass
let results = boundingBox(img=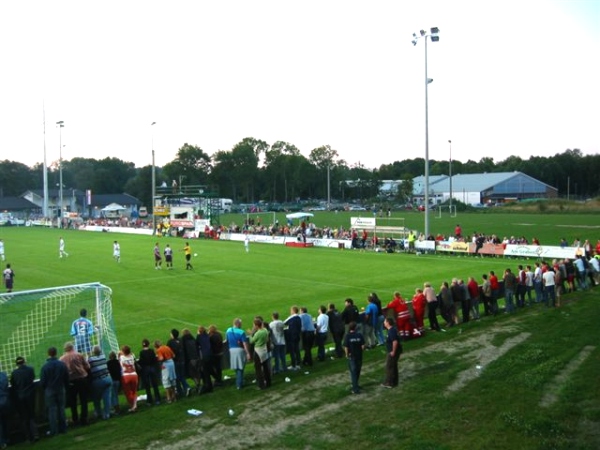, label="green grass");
[0,212,599,450]
[221,209,597,245]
